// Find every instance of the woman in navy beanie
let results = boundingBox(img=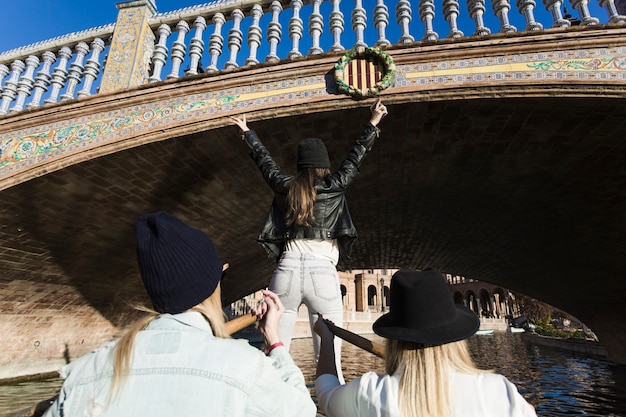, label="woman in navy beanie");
[231,99,388,382]
[43,211,316,417]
